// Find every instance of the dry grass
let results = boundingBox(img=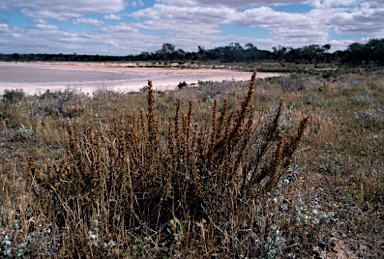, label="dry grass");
[0,68,383,258]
